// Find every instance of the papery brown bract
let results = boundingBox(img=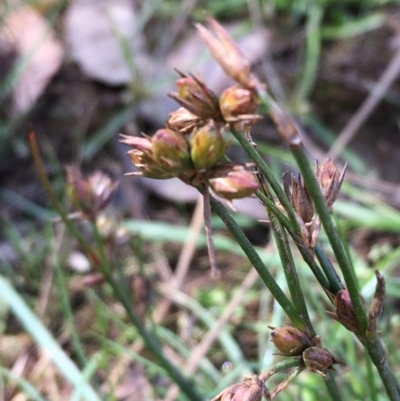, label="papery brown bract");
[315,158,347,207]
[167,107,200,134]
[195,16,256,89]
[211,375,270,401]
[326,289,362,335]
[283,172,314,224]
[169,71,222,120]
